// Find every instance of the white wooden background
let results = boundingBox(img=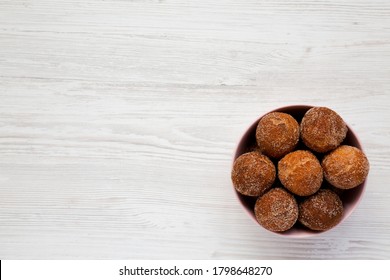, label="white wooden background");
[1,0,390,259]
